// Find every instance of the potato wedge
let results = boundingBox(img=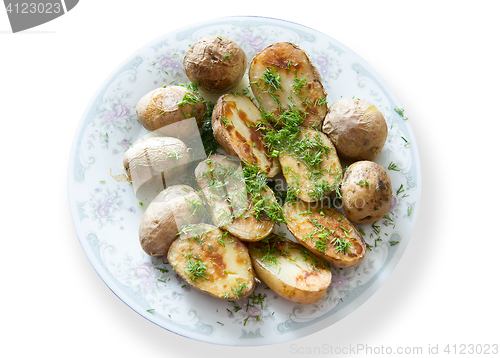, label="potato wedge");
[194,154,276,241]
[249,234,332,304]
[168,224,255,300]
[279,127,342,202]
[212,93,280,177]
[249,42,327,128]
[284,200,366,268]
